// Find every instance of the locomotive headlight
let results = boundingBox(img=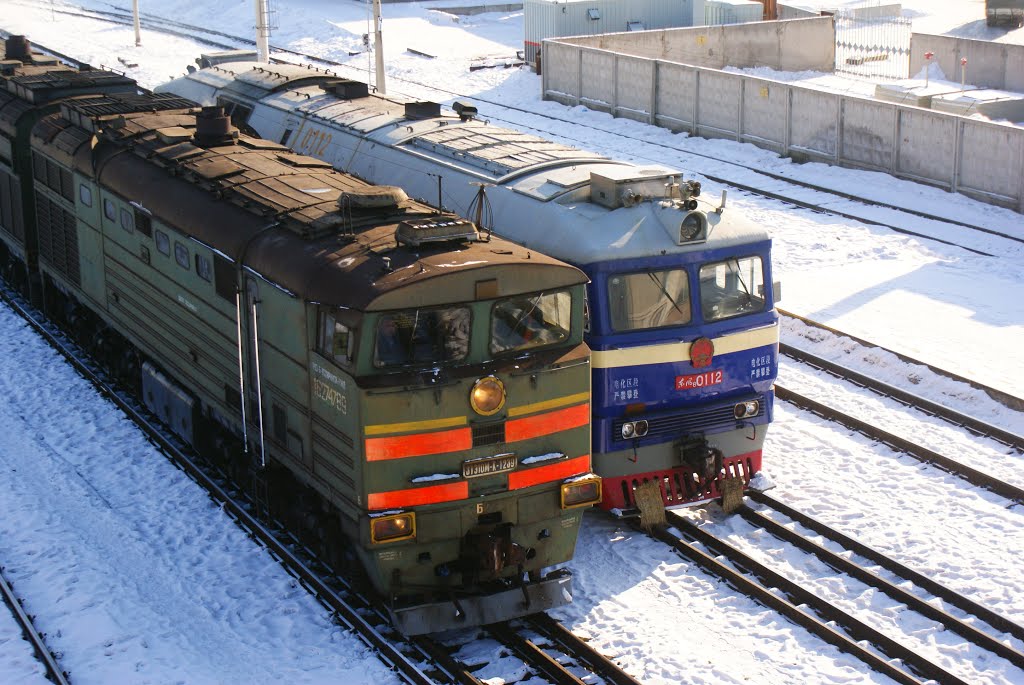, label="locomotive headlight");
[734,400,760,419]
[370,512,416,543]
[561,477,602,509]
[470,376,506,416]
[621,420,648,439]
